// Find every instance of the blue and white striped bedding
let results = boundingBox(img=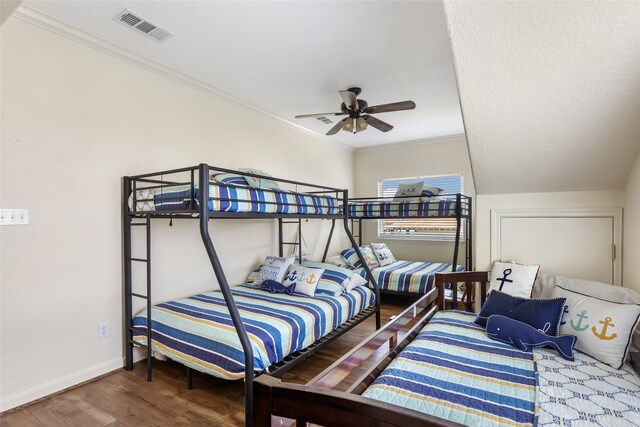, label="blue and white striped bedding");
[362,311,537,426]
[129,180,340,215]
[349,198,458,218]
[354,261,464,294]
[132,284,374,380]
